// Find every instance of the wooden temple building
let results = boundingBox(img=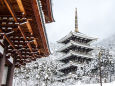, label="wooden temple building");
[56,8,97,82]
[0,0,54,86]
